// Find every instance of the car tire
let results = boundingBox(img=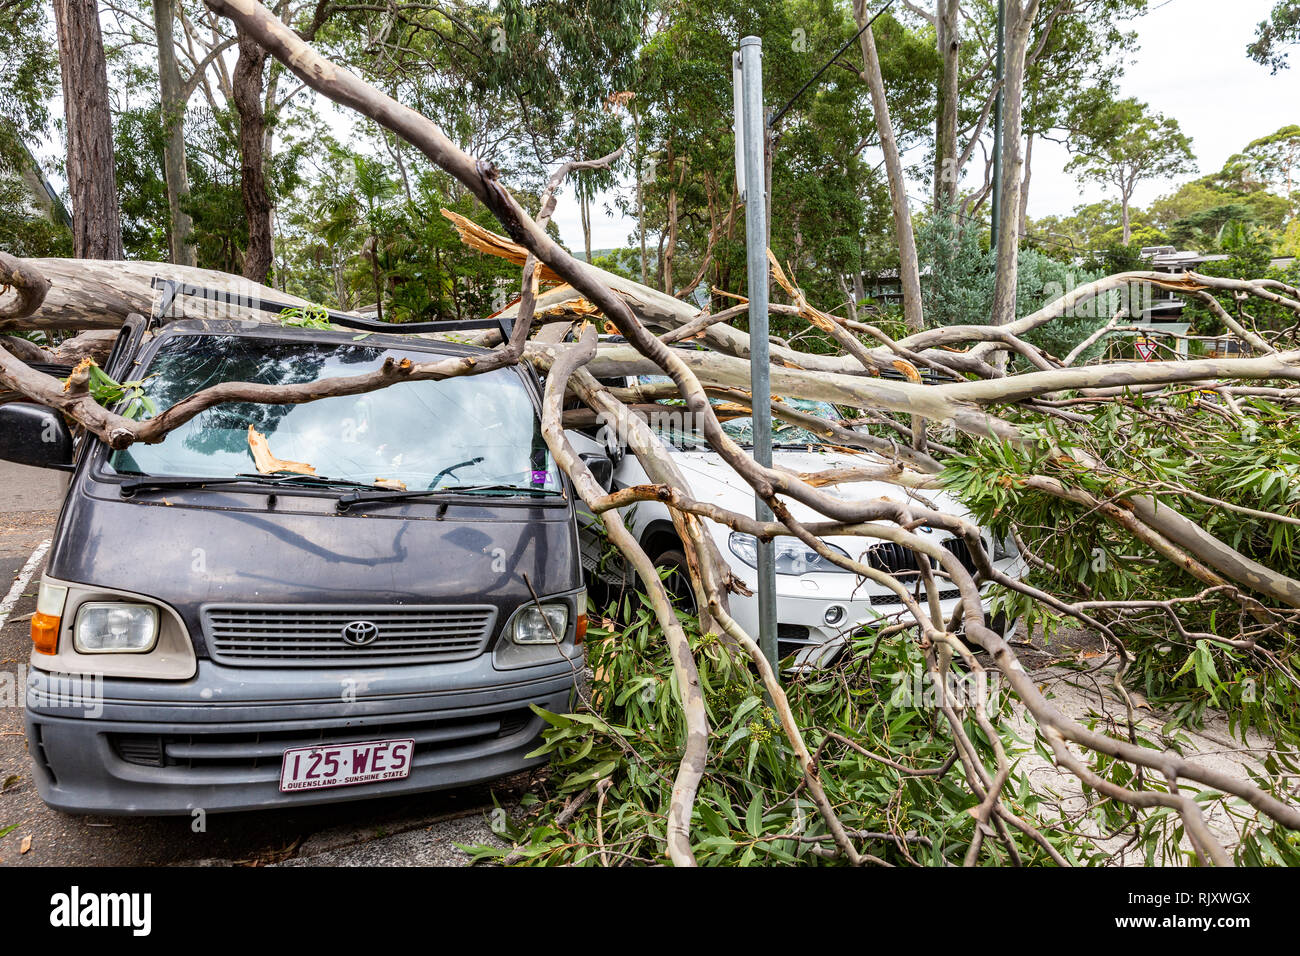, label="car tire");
[988,611,1020,641]
[651,548,698,616]
[958,611,1017,651]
